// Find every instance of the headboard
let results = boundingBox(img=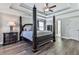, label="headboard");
[22,24,33,31]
